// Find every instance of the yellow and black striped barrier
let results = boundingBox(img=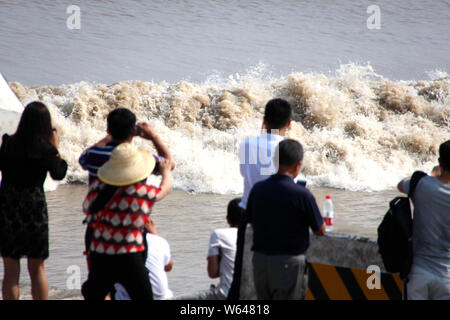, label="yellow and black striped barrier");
[305,262,403,300]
